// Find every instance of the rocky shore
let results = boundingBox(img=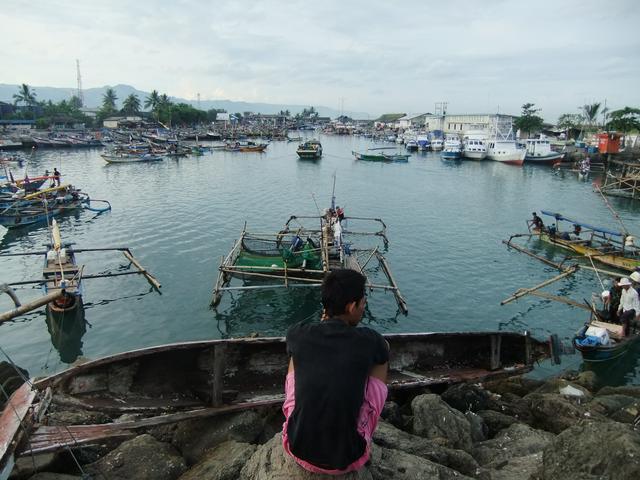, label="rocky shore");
[10,370,640,480]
